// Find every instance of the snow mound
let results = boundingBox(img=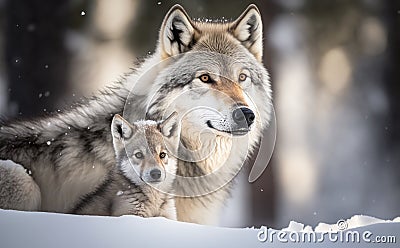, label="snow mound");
[0,209,398,248]
[314,215,400,232]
